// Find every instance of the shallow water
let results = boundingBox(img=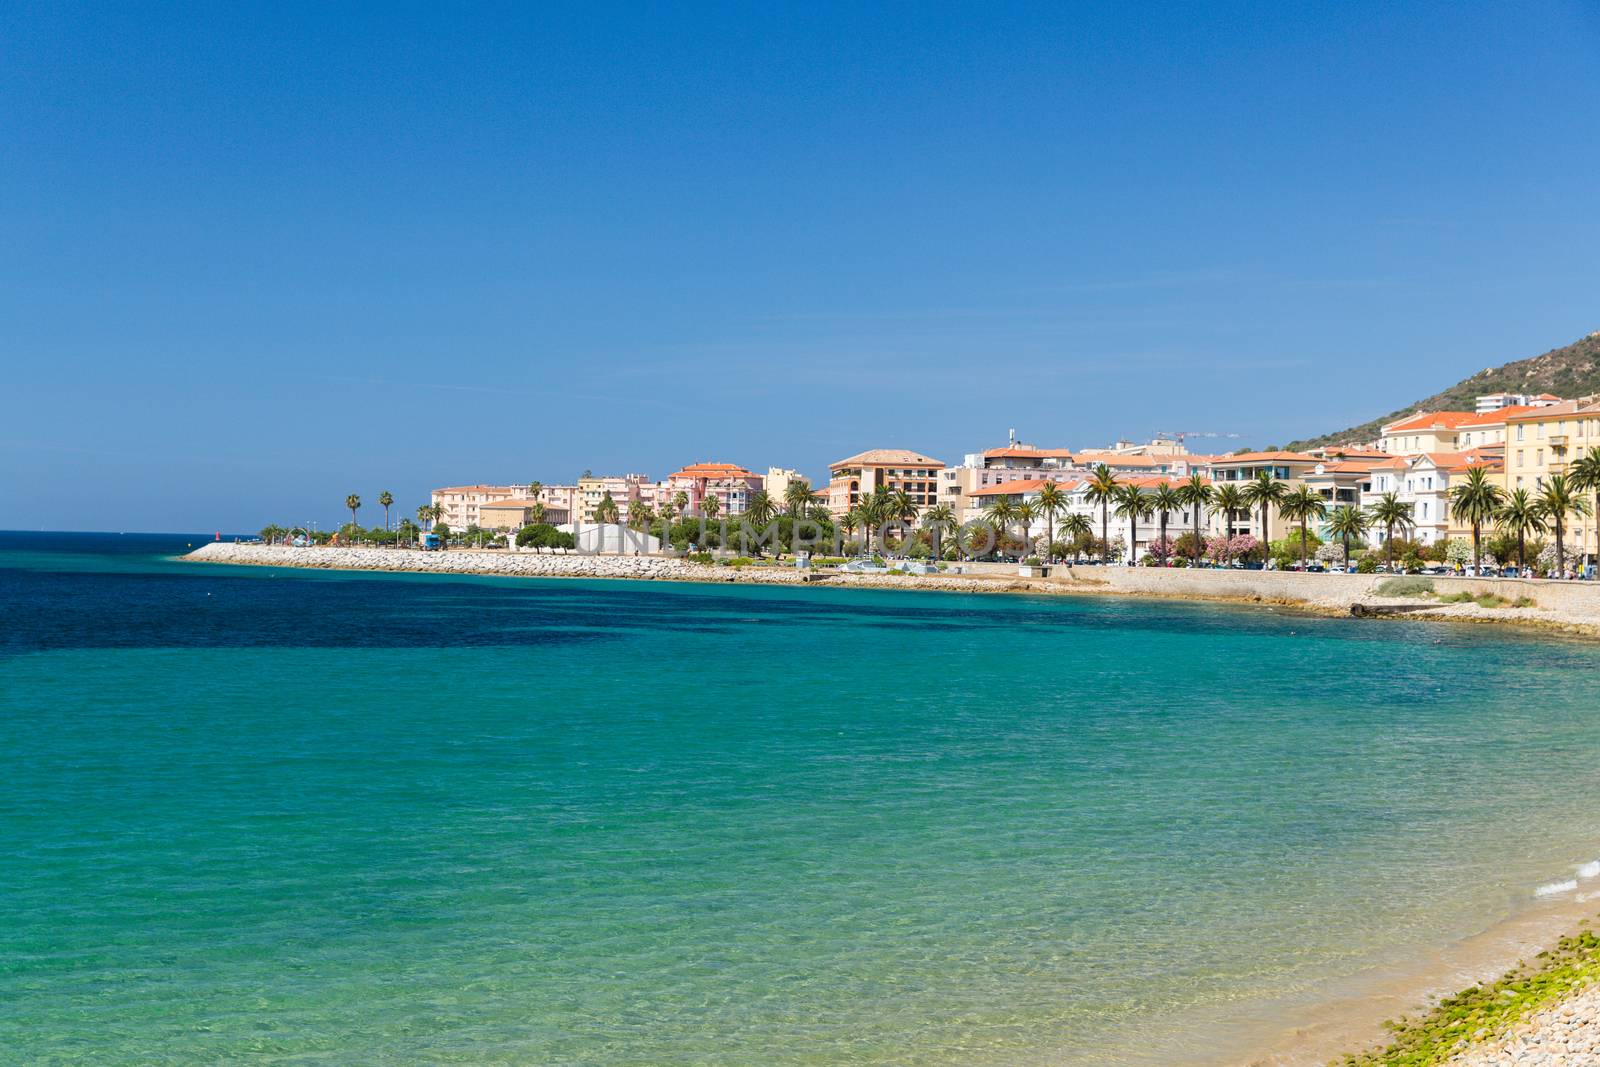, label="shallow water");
[4,531,1600,1065]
